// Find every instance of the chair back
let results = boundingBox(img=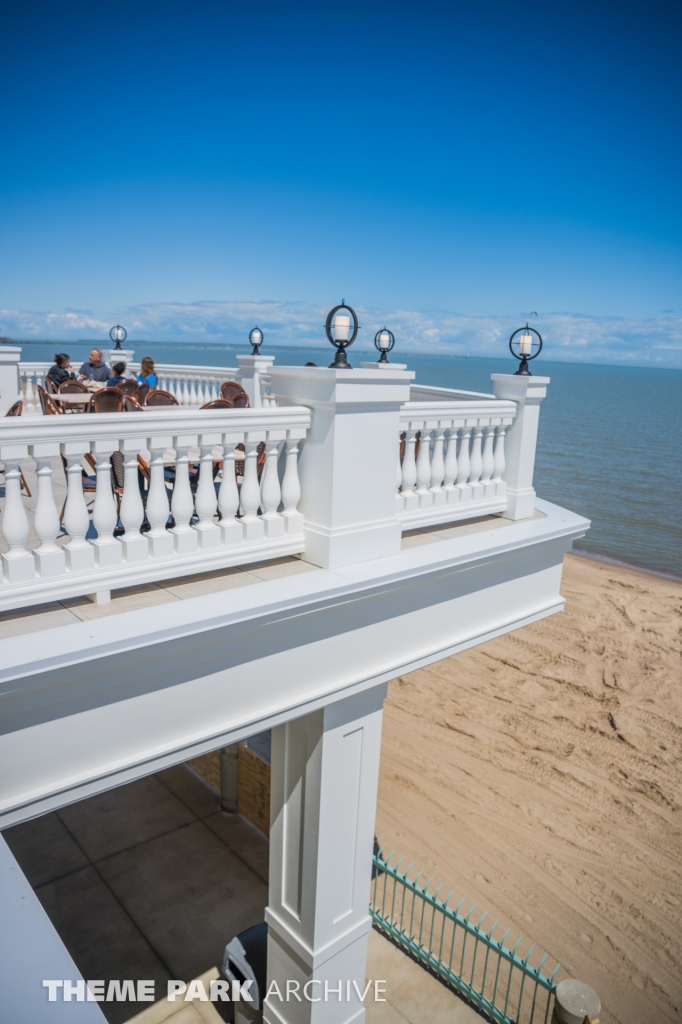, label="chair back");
[220,381,247,402]
[5,399,23,417]
[117,379,138,396]
[201,399,234,409]
[90,388,124,413]
[122,395,143,411]
[135,382,151,404]
[58,380,88,393]
[37,385,63,415]
[145,389,179,407]
[44,377,58,394]
[231,393,250,408]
